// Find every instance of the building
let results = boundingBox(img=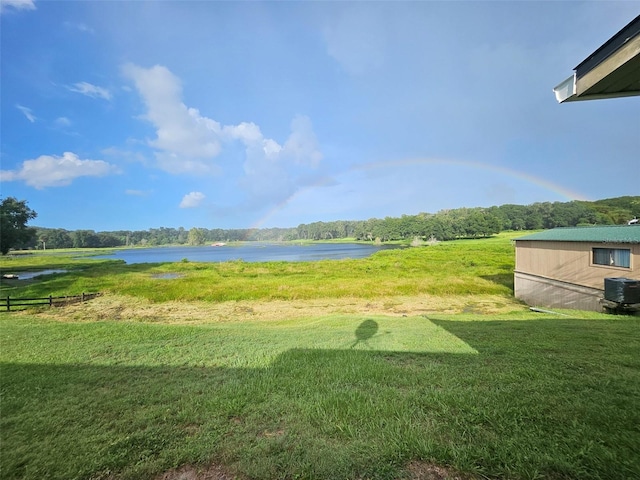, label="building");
[514,225,640,311]
[553,15,640,103]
